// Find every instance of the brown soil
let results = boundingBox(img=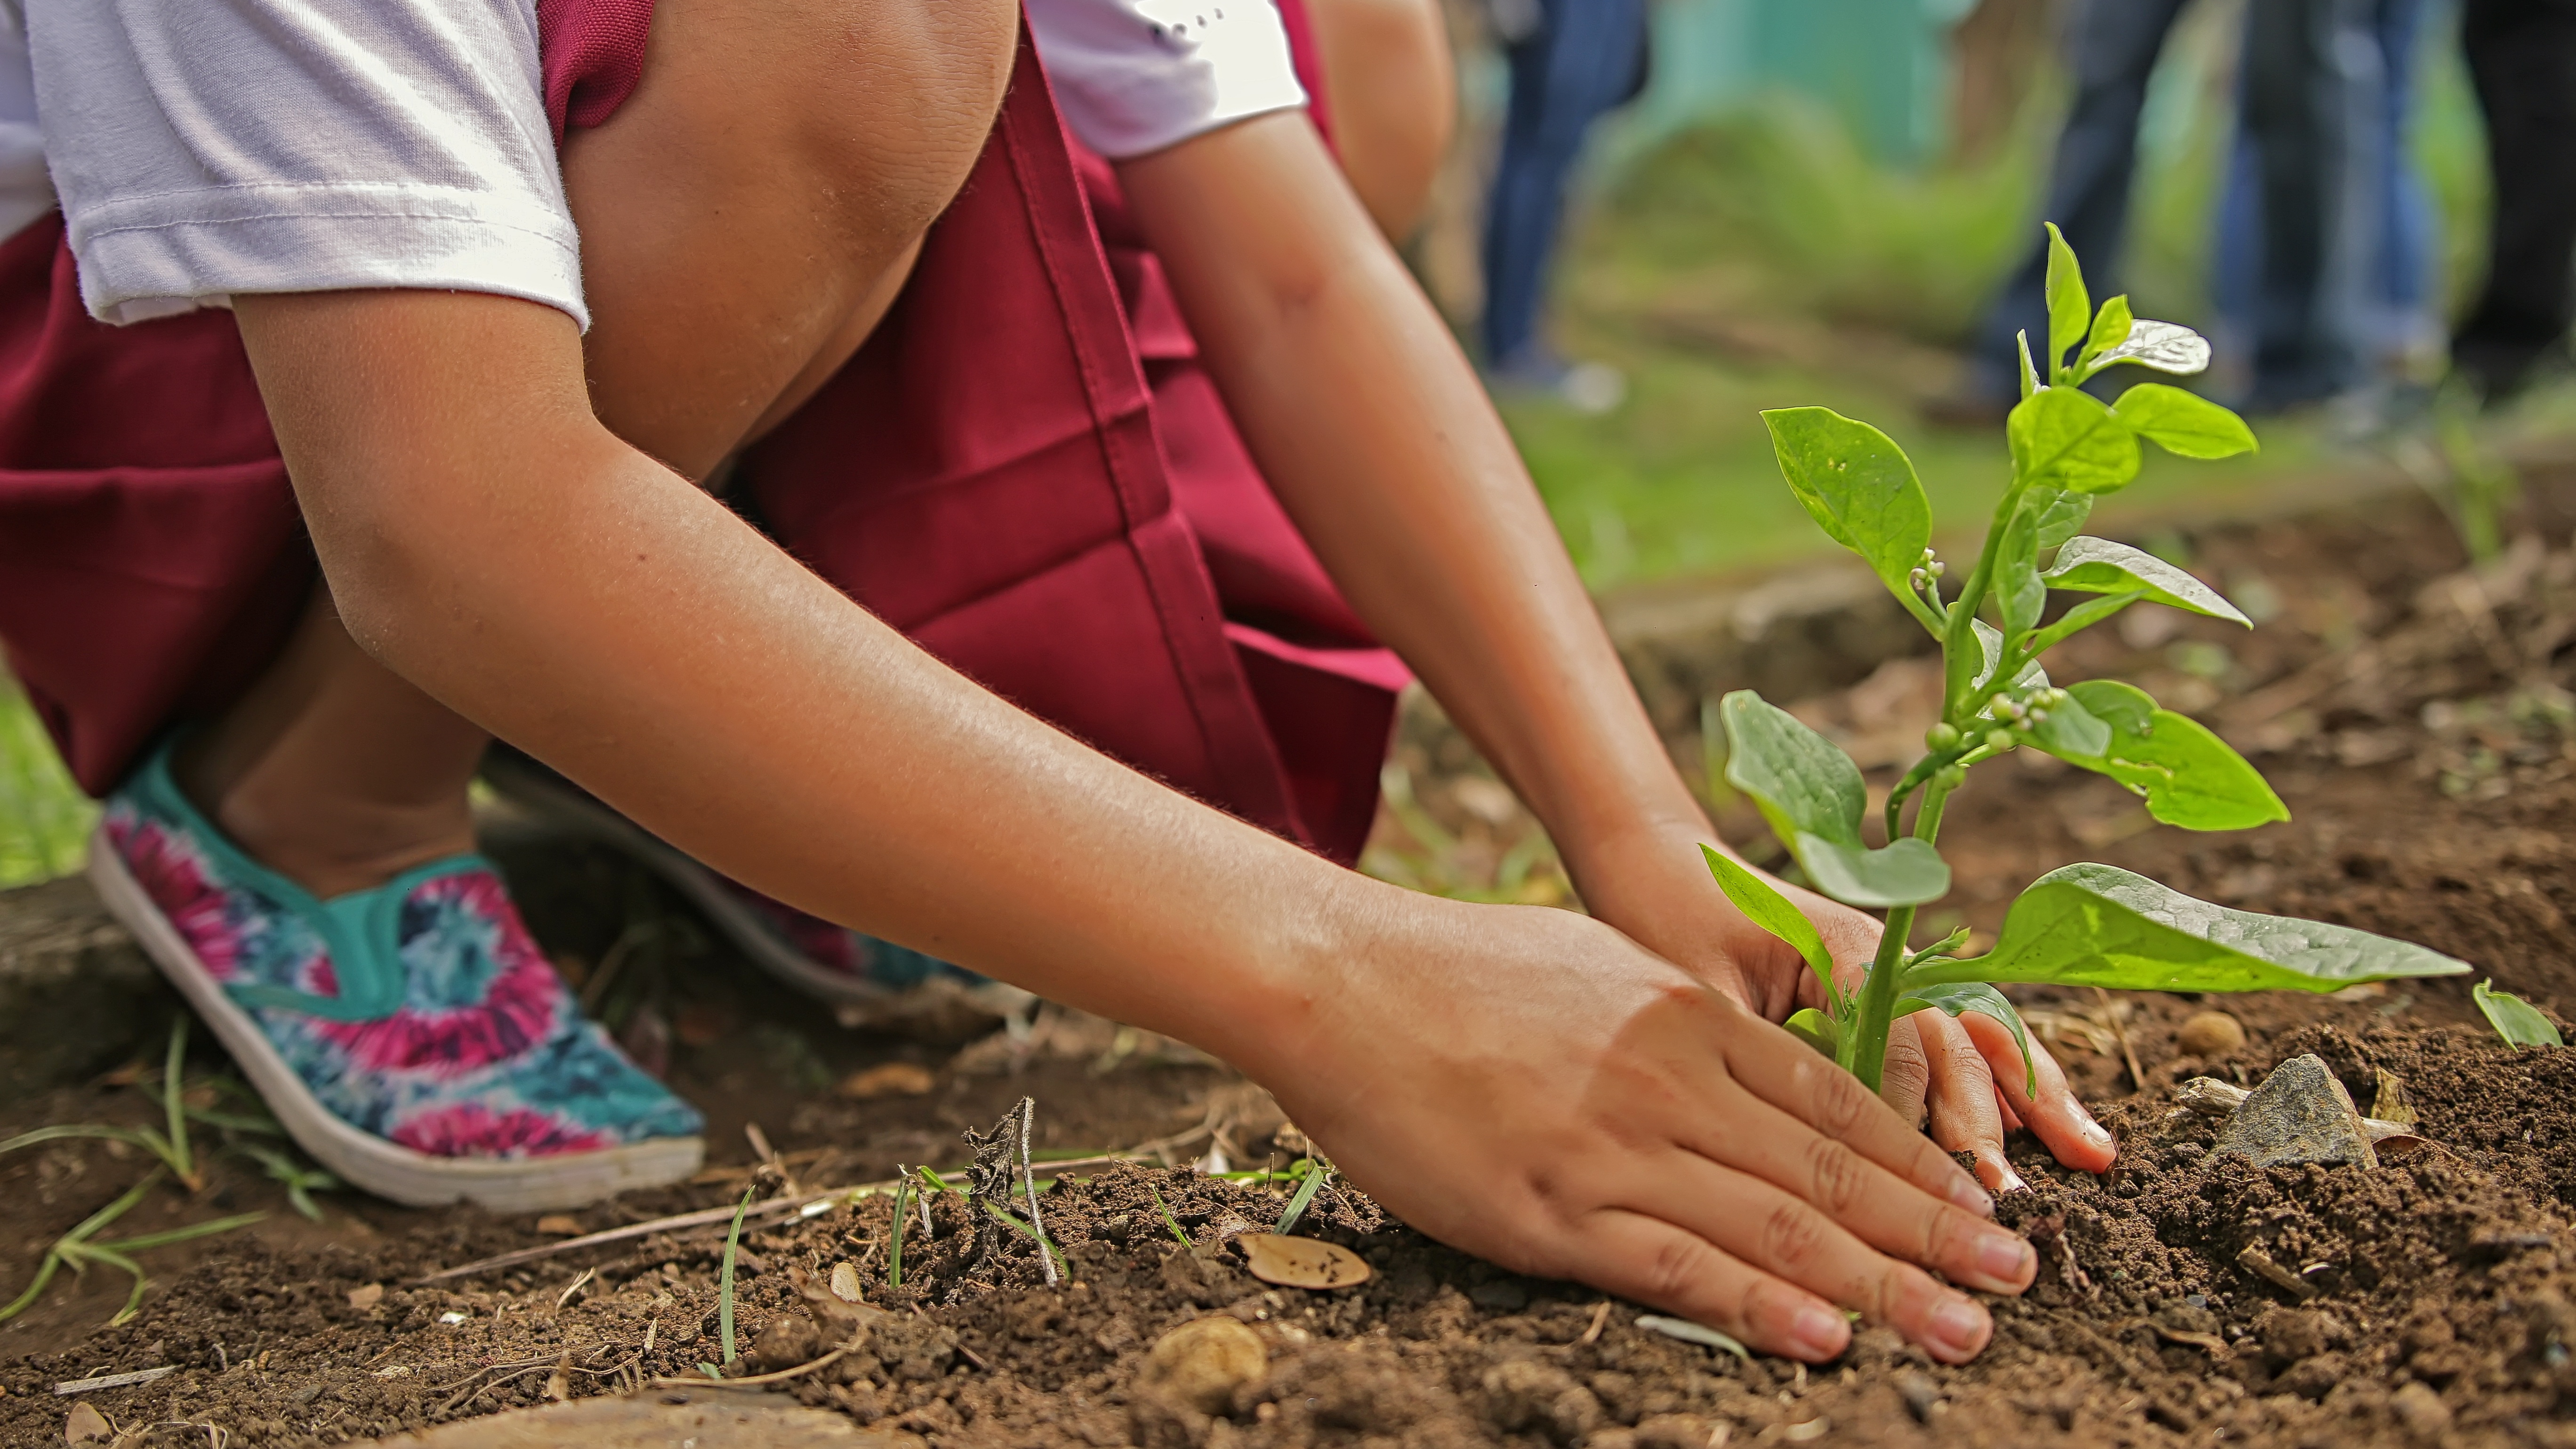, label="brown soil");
[7,466,2576,1448]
